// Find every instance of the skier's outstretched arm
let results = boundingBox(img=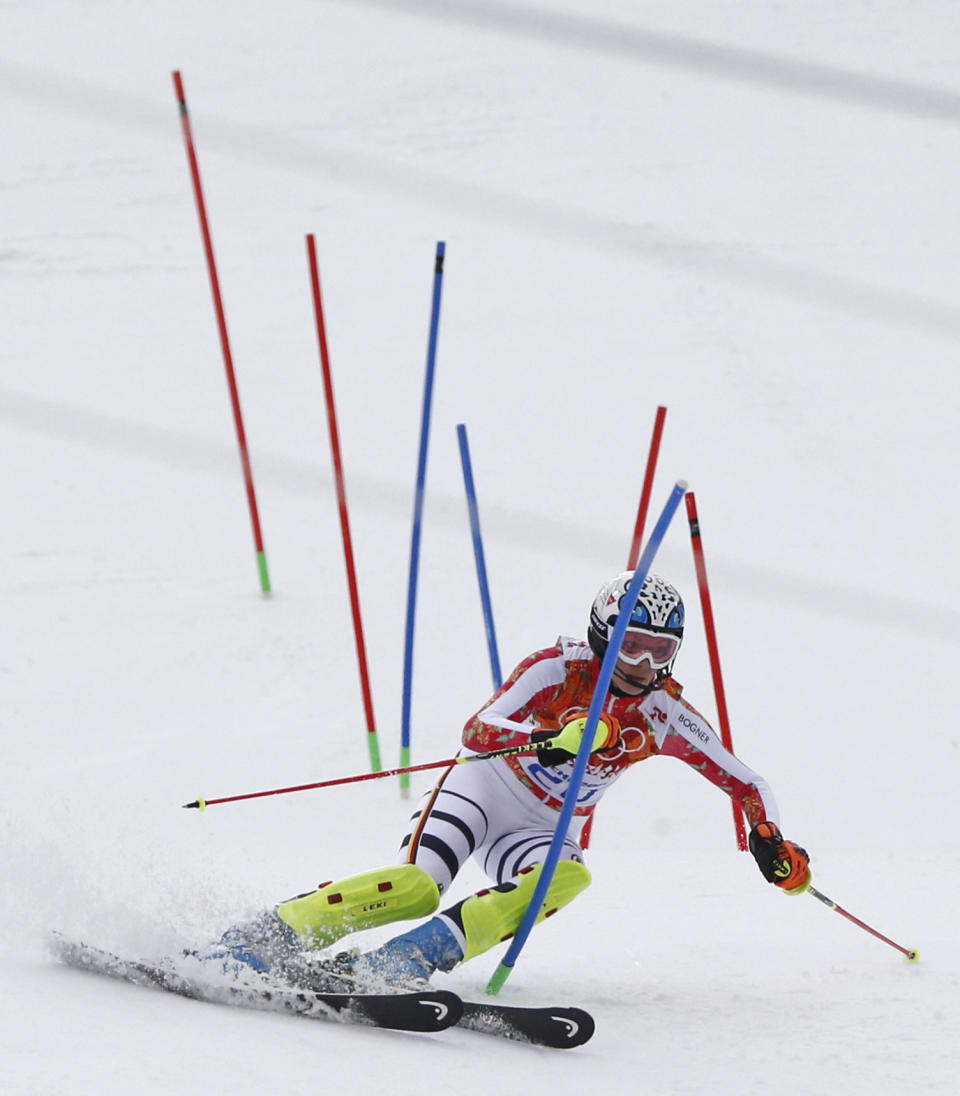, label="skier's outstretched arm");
[658,701,810,894]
